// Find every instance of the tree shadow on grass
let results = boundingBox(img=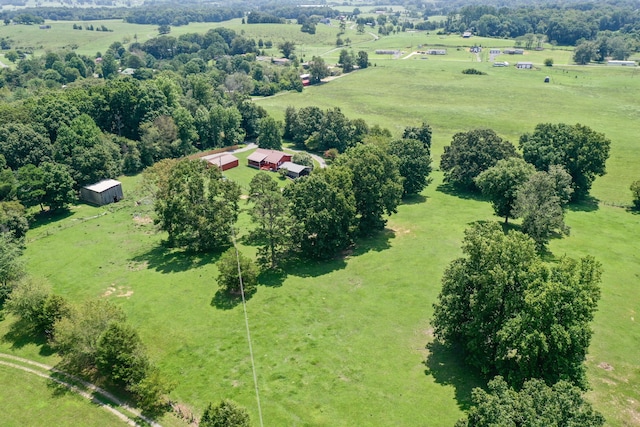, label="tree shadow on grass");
[626,206,640,215]
[211,289,255,310]
[352,227,395,256]
[436,183,486,202]
[424,341,485,412]
[567,196,599,212]
[2,318,55,356]
[28,208,74,230]
[130,245,222,274]
[401,194,428,205]
[257,268,287,288]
